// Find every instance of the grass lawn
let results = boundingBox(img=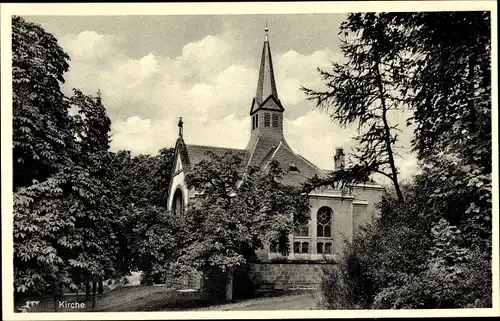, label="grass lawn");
[194,293,320,311]
[19,285,320,313]
[21,285,212,313]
